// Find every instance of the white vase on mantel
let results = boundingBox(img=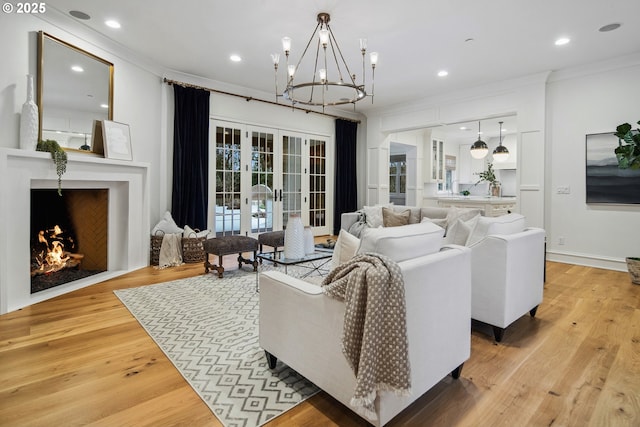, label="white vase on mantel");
[19,74,39,150]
